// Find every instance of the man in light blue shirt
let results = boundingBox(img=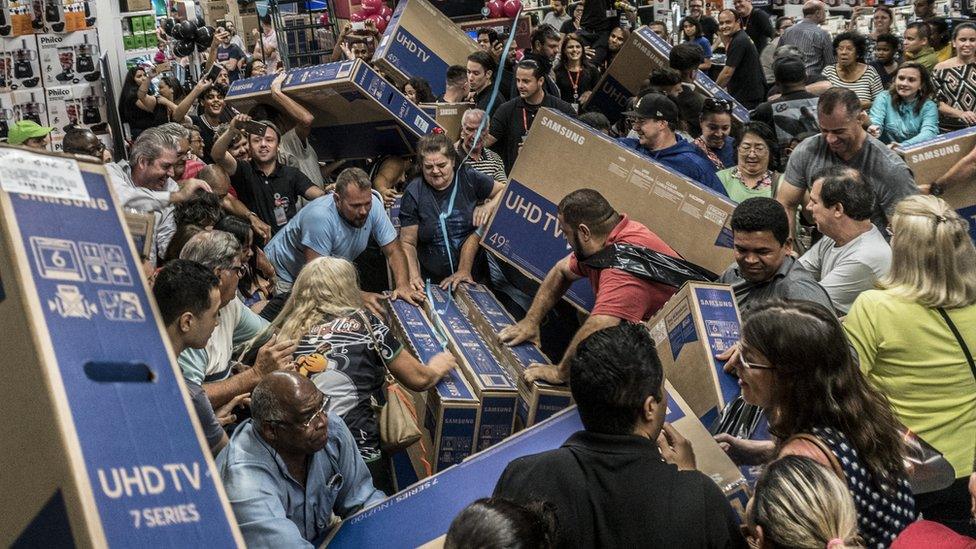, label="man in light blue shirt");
[264,167,423,313]
[217,371,385,547]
